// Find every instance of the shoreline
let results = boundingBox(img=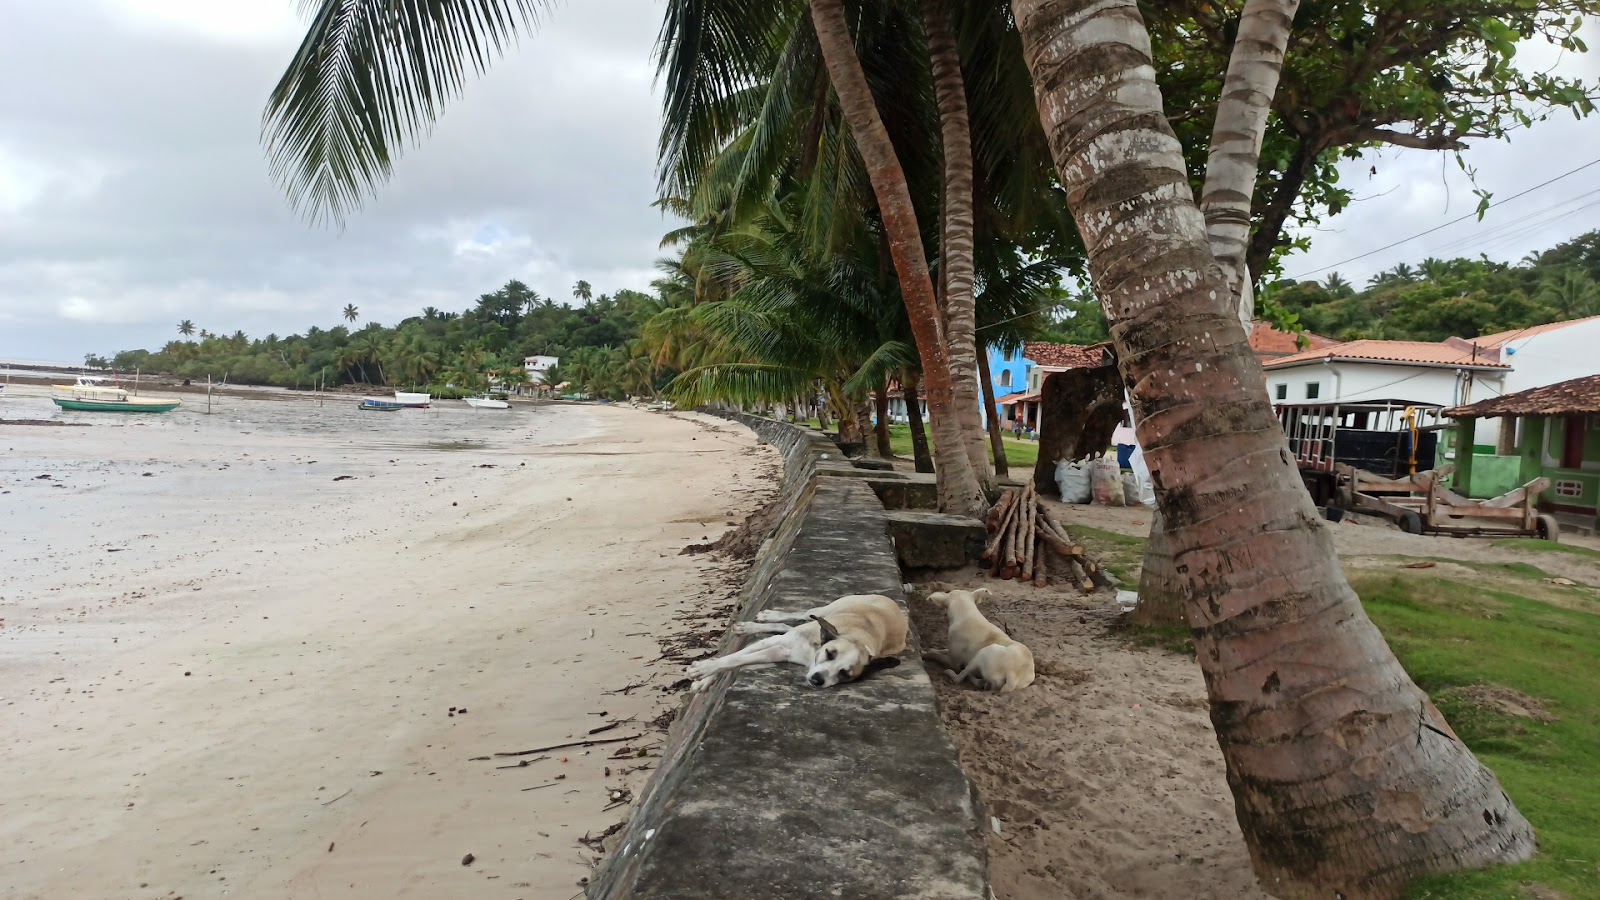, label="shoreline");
[0,401,776,899]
